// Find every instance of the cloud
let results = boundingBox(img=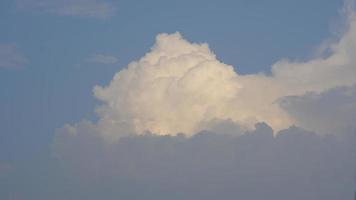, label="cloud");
[0,44,28,70]
[92,32,252,138]
[271,12,356,94]
[16,0,116,19]
[73,9,356,139]
[86,54,119,65]
[280,84,356,135]
[2,124,355,199]
[3,1,355,199]
[30,125,349,199]
[57,5,356,139]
